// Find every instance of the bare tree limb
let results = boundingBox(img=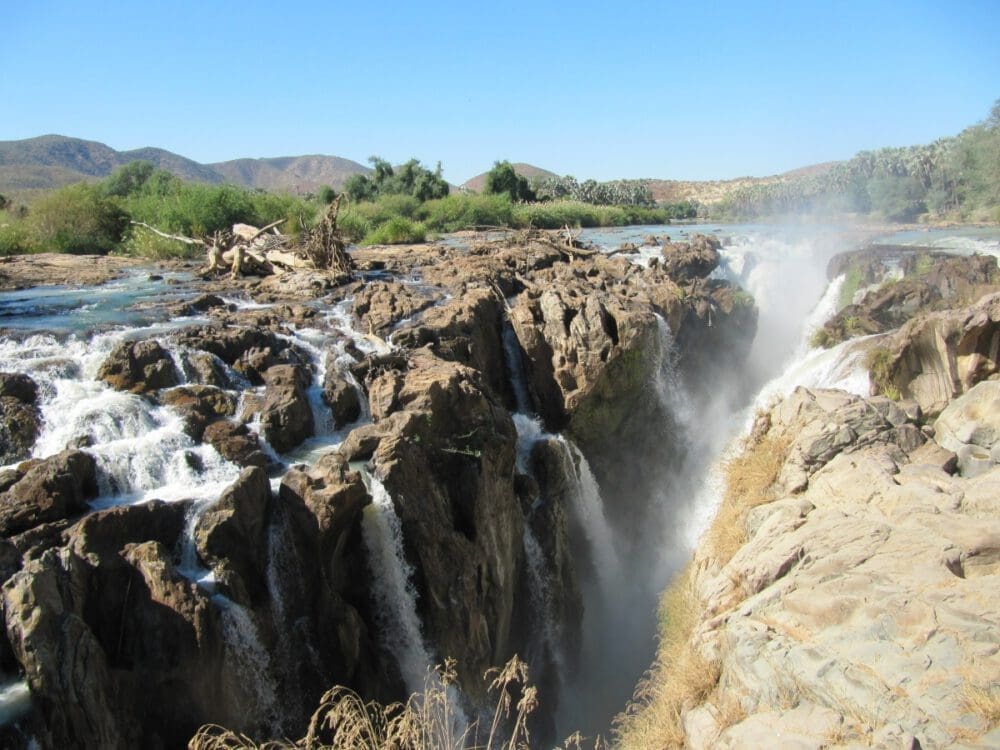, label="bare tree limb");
[130,221,204,245]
